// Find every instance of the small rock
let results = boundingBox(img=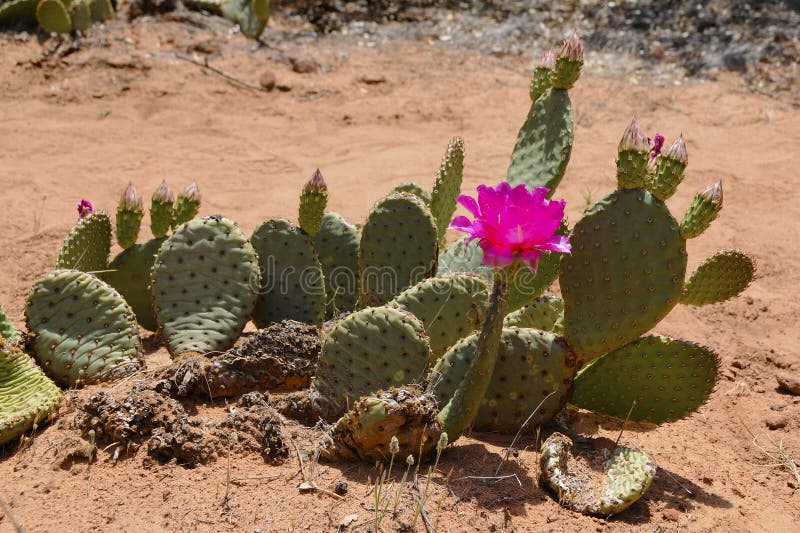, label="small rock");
[276,83,292,92]
[767,355,791,369]
[731,359,748,370]
[663,508,682,522]
[289,56,317,74]
[776,373,800,395]
[334,481,348,496]
[765,414,788,430]
[358,74,386,84]
[259,70,276,91]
